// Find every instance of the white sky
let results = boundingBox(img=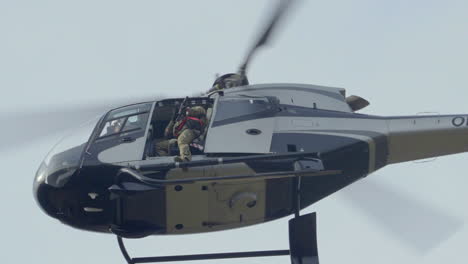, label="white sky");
[1,0,467,263]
